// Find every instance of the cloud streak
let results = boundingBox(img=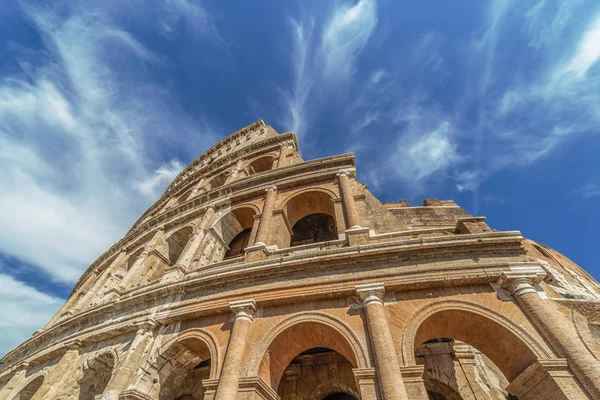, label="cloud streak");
[281,0,378,138]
